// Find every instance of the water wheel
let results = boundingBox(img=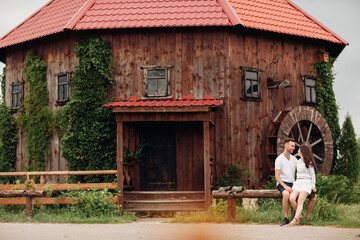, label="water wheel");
[266,106,333,175]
